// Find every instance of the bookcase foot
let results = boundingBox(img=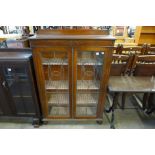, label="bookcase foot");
[96,120,103,125]
[32,118,40,128]
[42,120,48,125]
